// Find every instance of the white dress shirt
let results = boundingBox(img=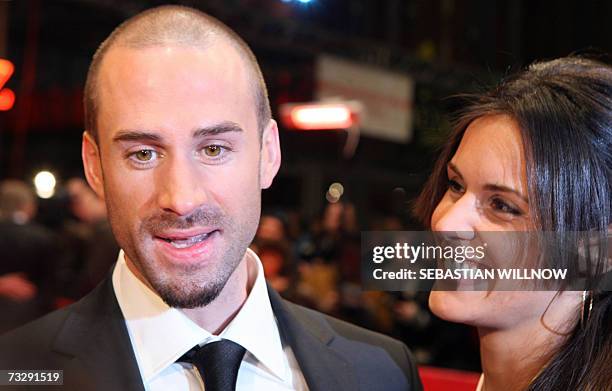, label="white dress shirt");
[476,374,483,391]
[112,248,309,391]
